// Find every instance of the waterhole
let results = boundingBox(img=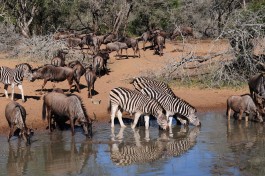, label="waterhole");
[0,112,265,176]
